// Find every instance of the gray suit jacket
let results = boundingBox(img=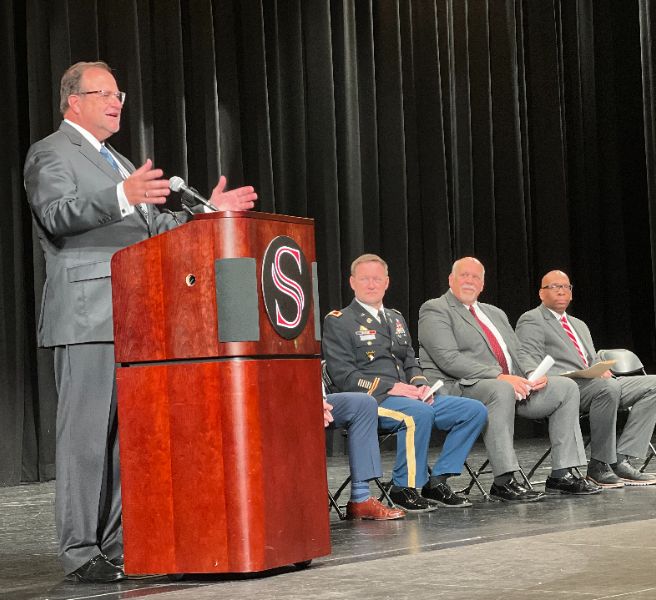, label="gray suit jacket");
[515,304,597,374]
[418,290,531,394]
[24,121,183,347]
